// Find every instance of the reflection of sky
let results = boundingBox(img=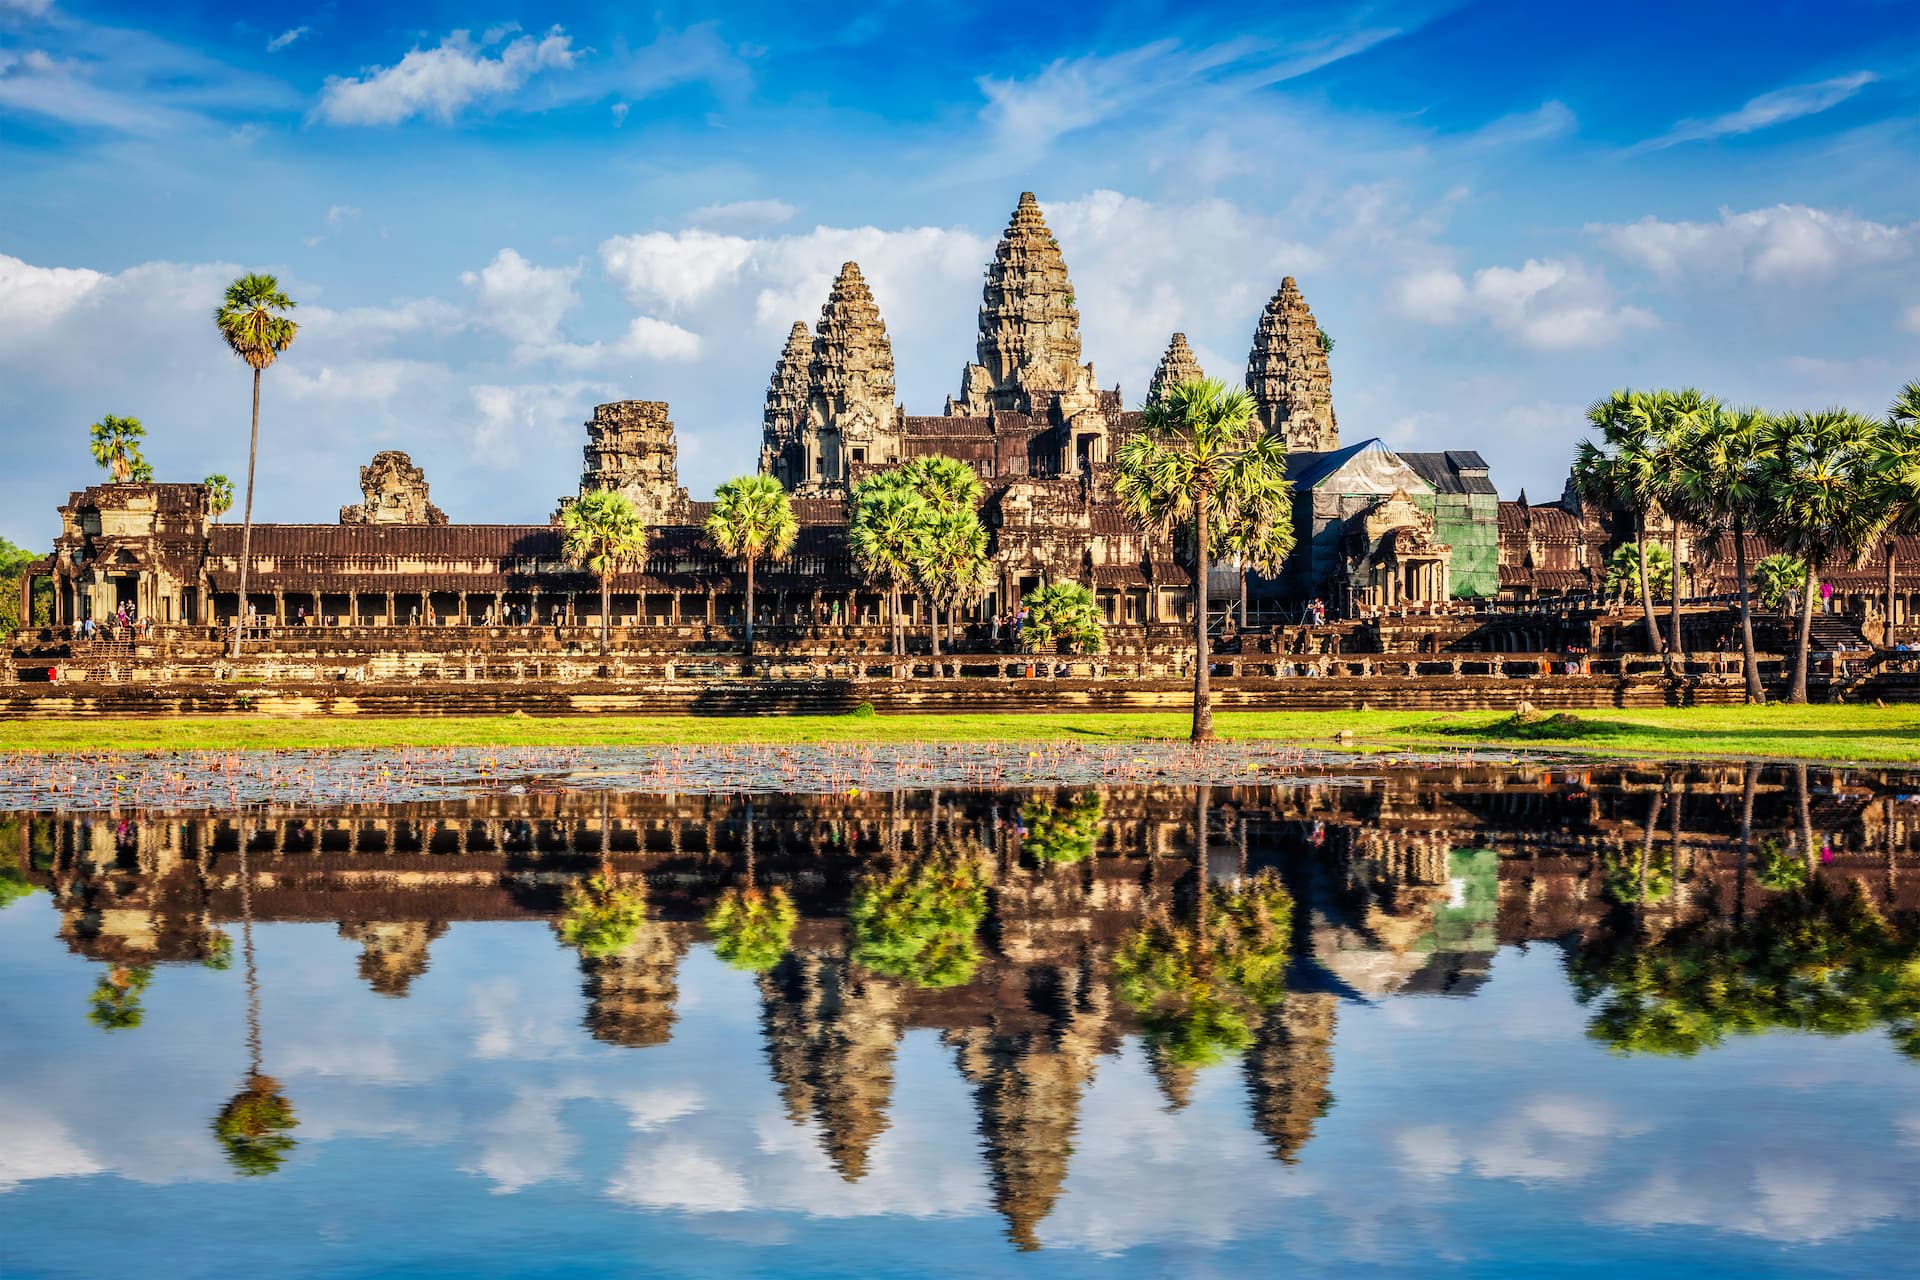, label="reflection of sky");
[5,906,1920,1278]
